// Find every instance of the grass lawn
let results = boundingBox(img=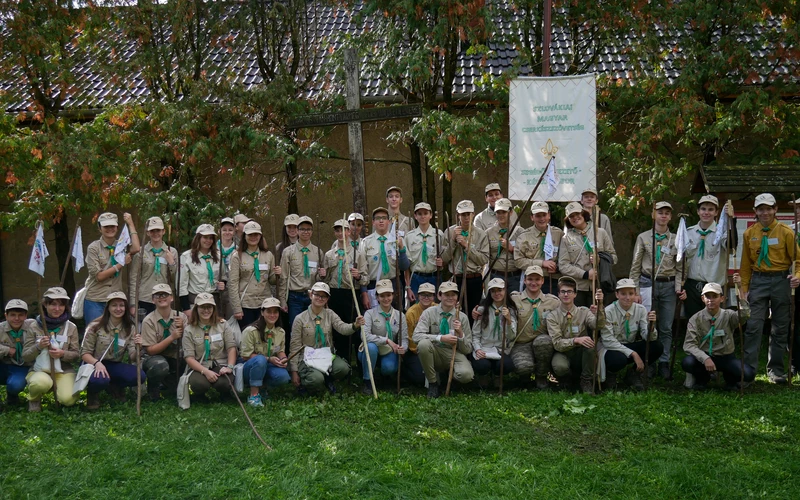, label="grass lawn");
[1,371,799,500]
